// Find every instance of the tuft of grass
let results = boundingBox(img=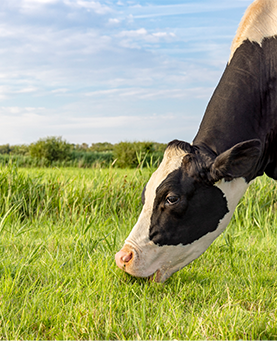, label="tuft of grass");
[0,164,276,339]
